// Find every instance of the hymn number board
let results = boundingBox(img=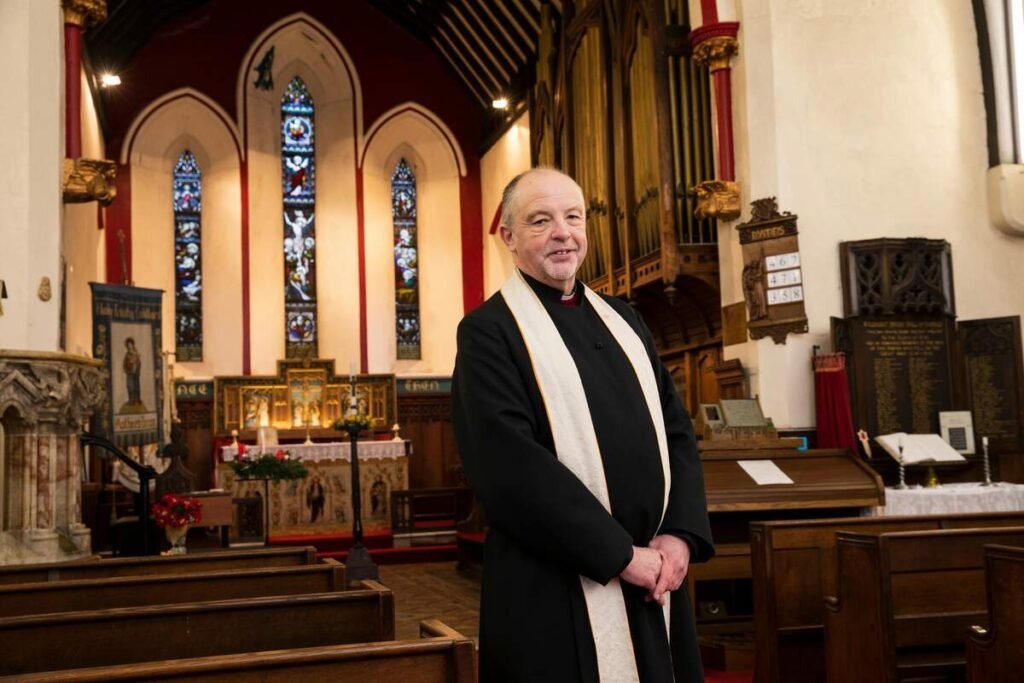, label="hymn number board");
[736,198,809,344]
